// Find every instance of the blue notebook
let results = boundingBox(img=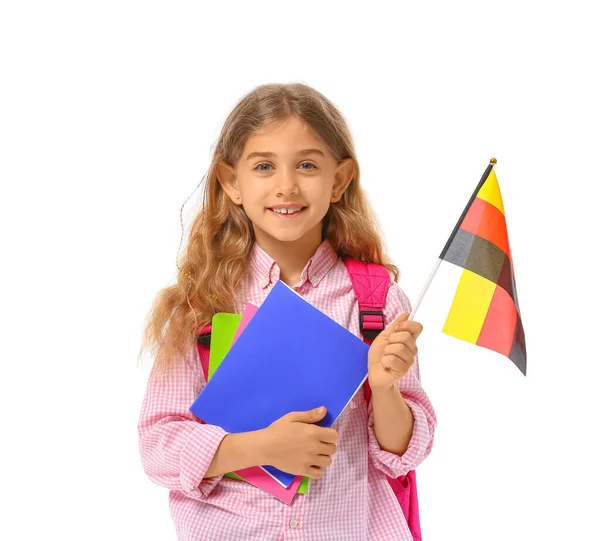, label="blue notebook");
[189,279,370,487]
